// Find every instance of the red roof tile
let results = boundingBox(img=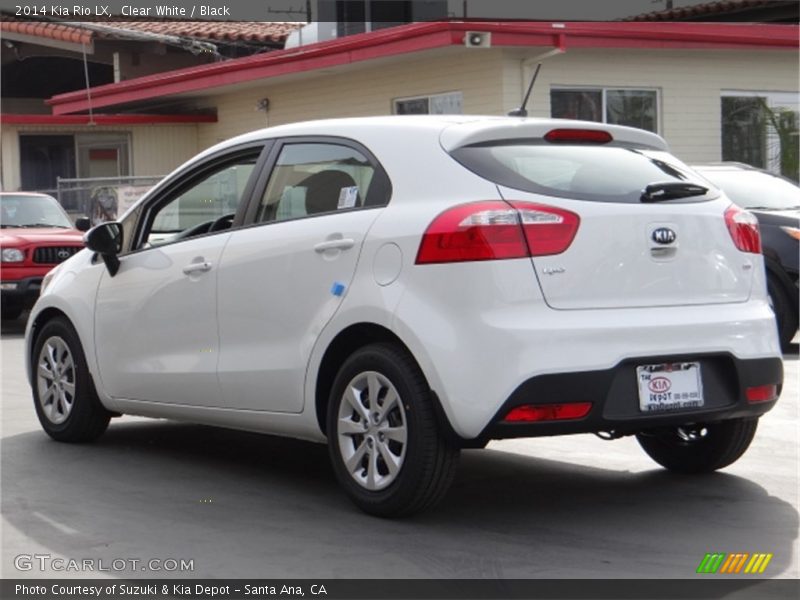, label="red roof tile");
[100,21,301,43]
[0,19,301,46]
[0,19,93,45]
